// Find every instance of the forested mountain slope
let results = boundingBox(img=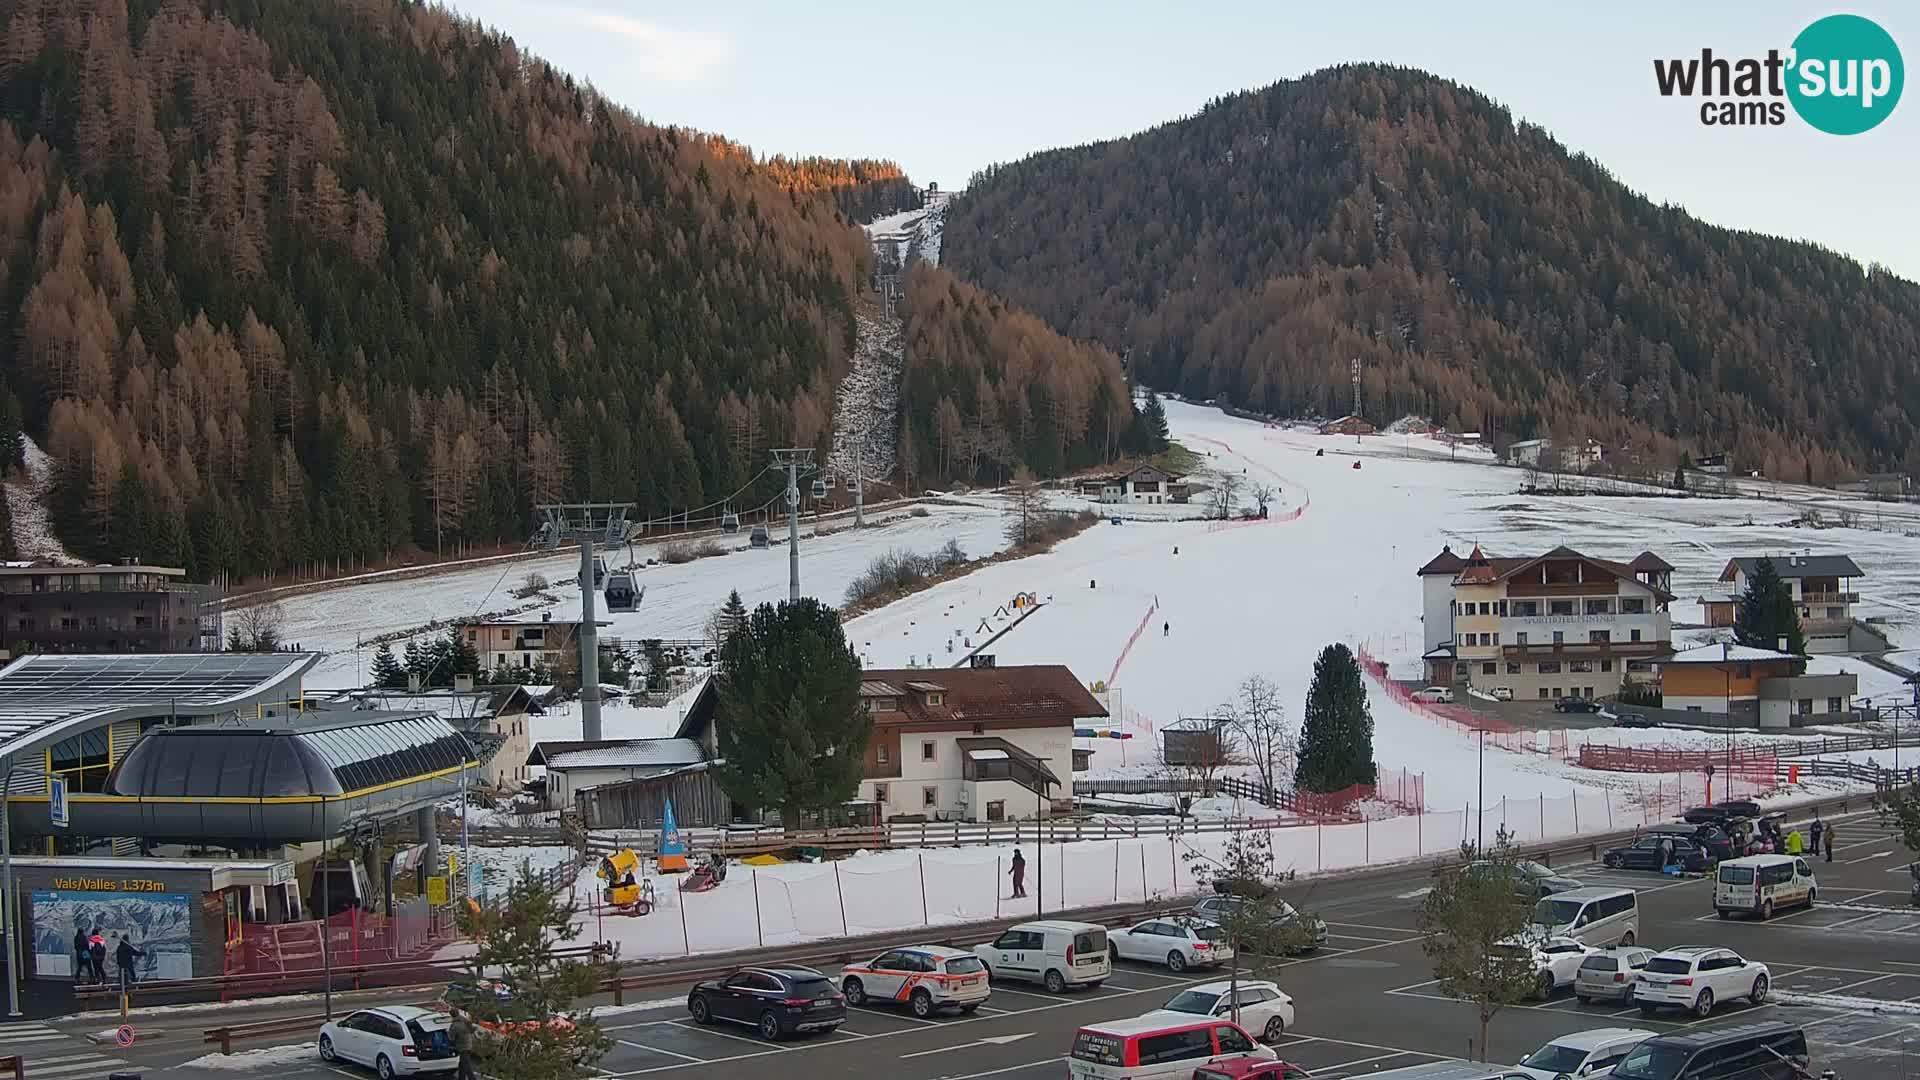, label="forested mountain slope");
[942,64,1920,480]
[0,0,1128,581]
